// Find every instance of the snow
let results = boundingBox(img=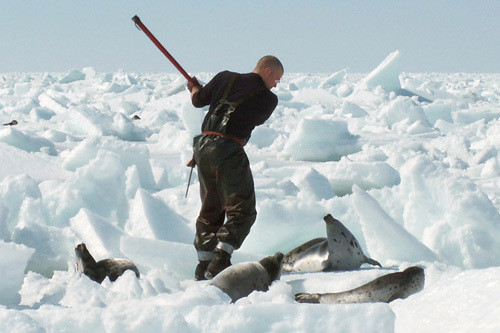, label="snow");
[1,51,500,332]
